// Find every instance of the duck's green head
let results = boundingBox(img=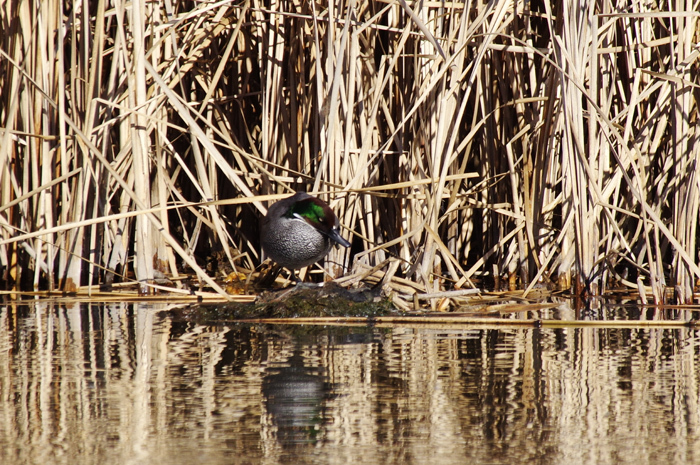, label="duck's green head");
[287,196,327,224]
[286,193,352,248]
